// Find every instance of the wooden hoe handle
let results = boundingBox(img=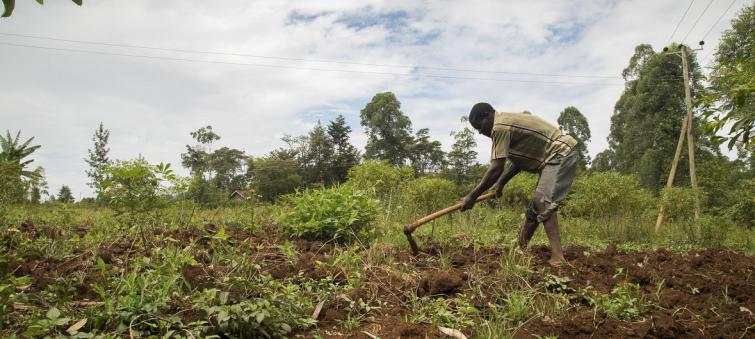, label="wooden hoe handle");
[404,192,496,234]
